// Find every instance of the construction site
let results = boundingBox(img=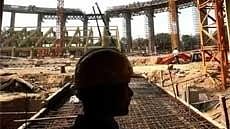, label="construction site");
[0,0,230,129]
